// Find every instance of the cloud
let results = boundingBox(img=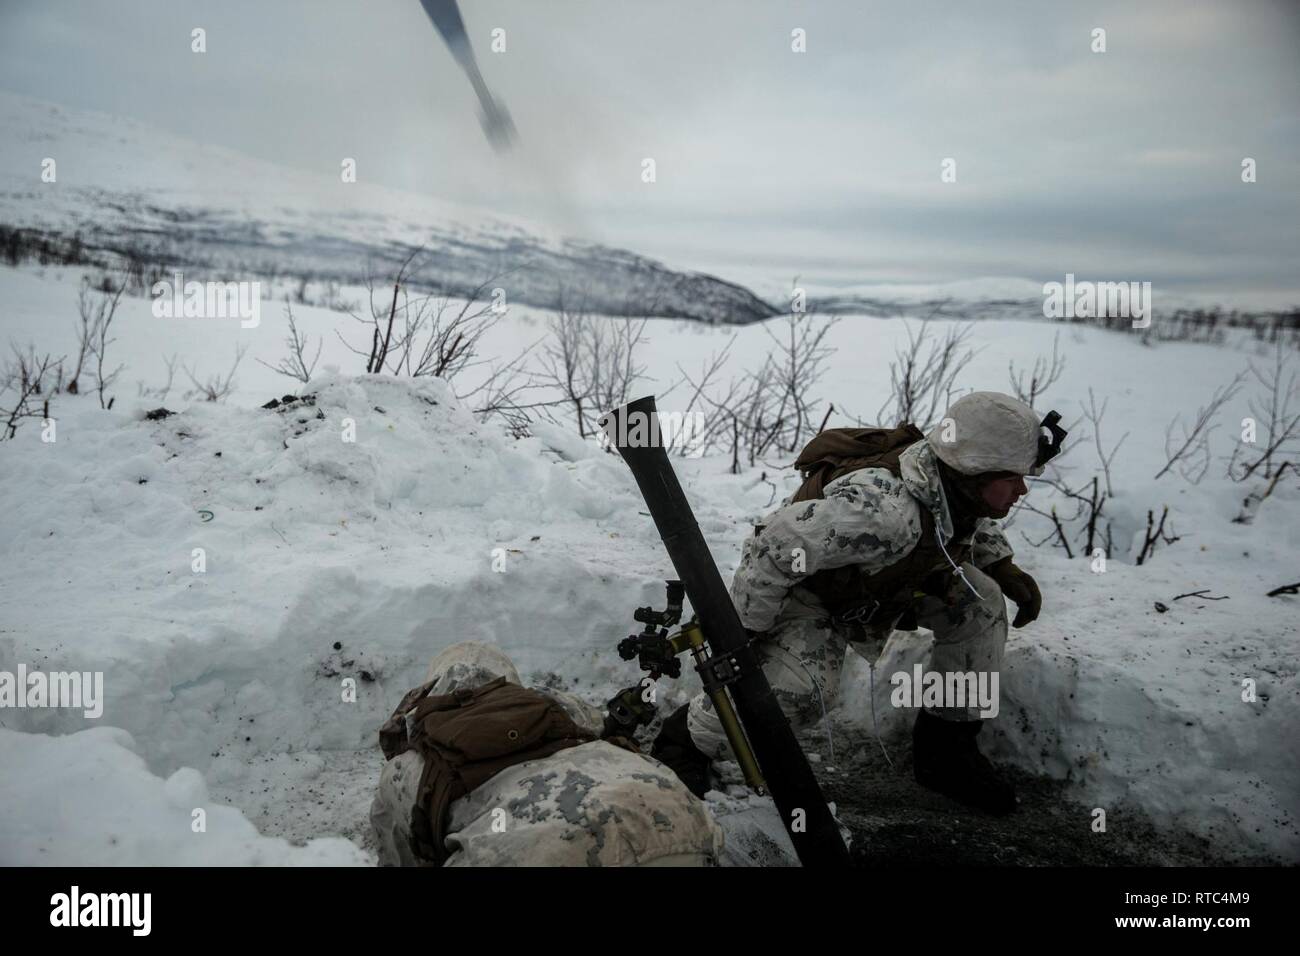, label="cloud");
[0,0,1296,297]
